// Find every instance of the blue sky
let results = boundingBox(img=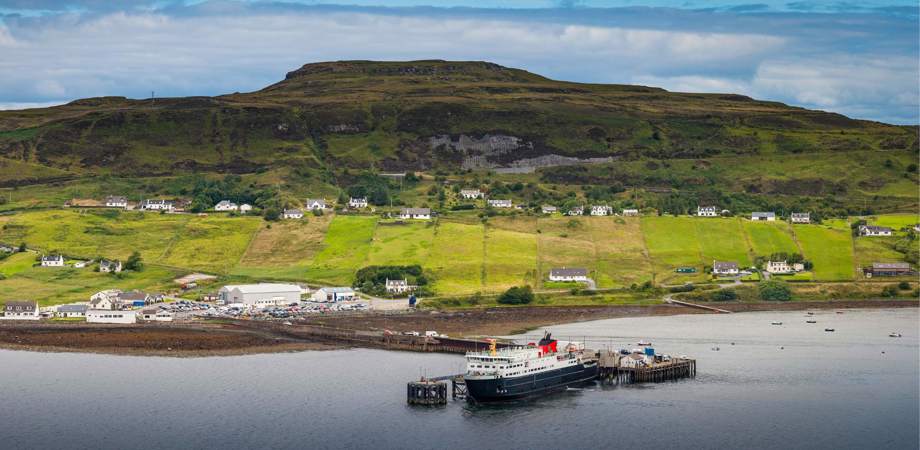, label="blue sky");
[0,1,917,124]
